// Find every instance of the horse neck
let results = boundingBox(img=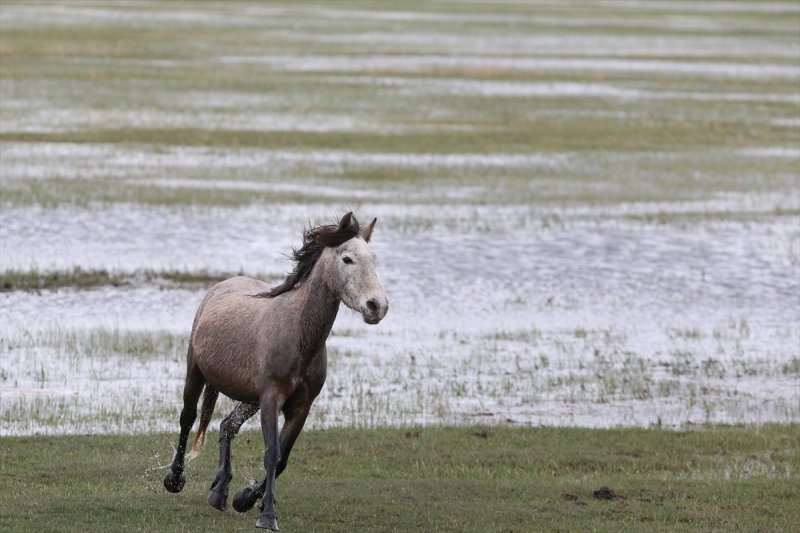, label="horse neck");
[289,267,340,355]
